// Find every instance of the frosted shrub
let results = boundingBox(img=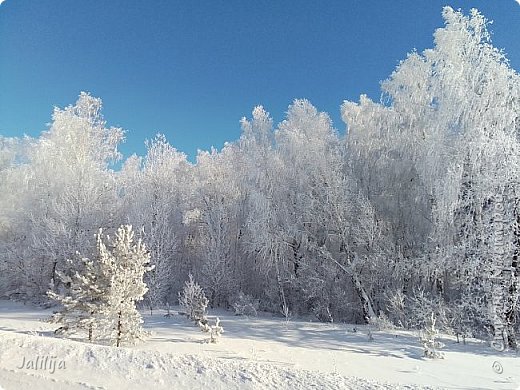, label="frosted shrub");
[371,311,396,331]
[179,274,209,322]
[199,317,224,343]
[421,312,445,359]
[386,290,407,328]
[448,297,477,344]
[231,292,259,316]
[407,290,449,331]
[312,305,334,323]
